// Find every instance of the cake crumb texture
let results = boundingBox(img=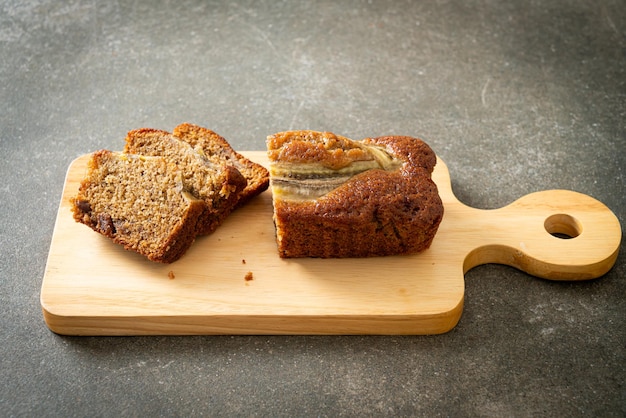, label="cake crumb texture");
[124,127,248,235]
[71,150,204,263]
[173,123,270,207]
[71,124,266,263]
